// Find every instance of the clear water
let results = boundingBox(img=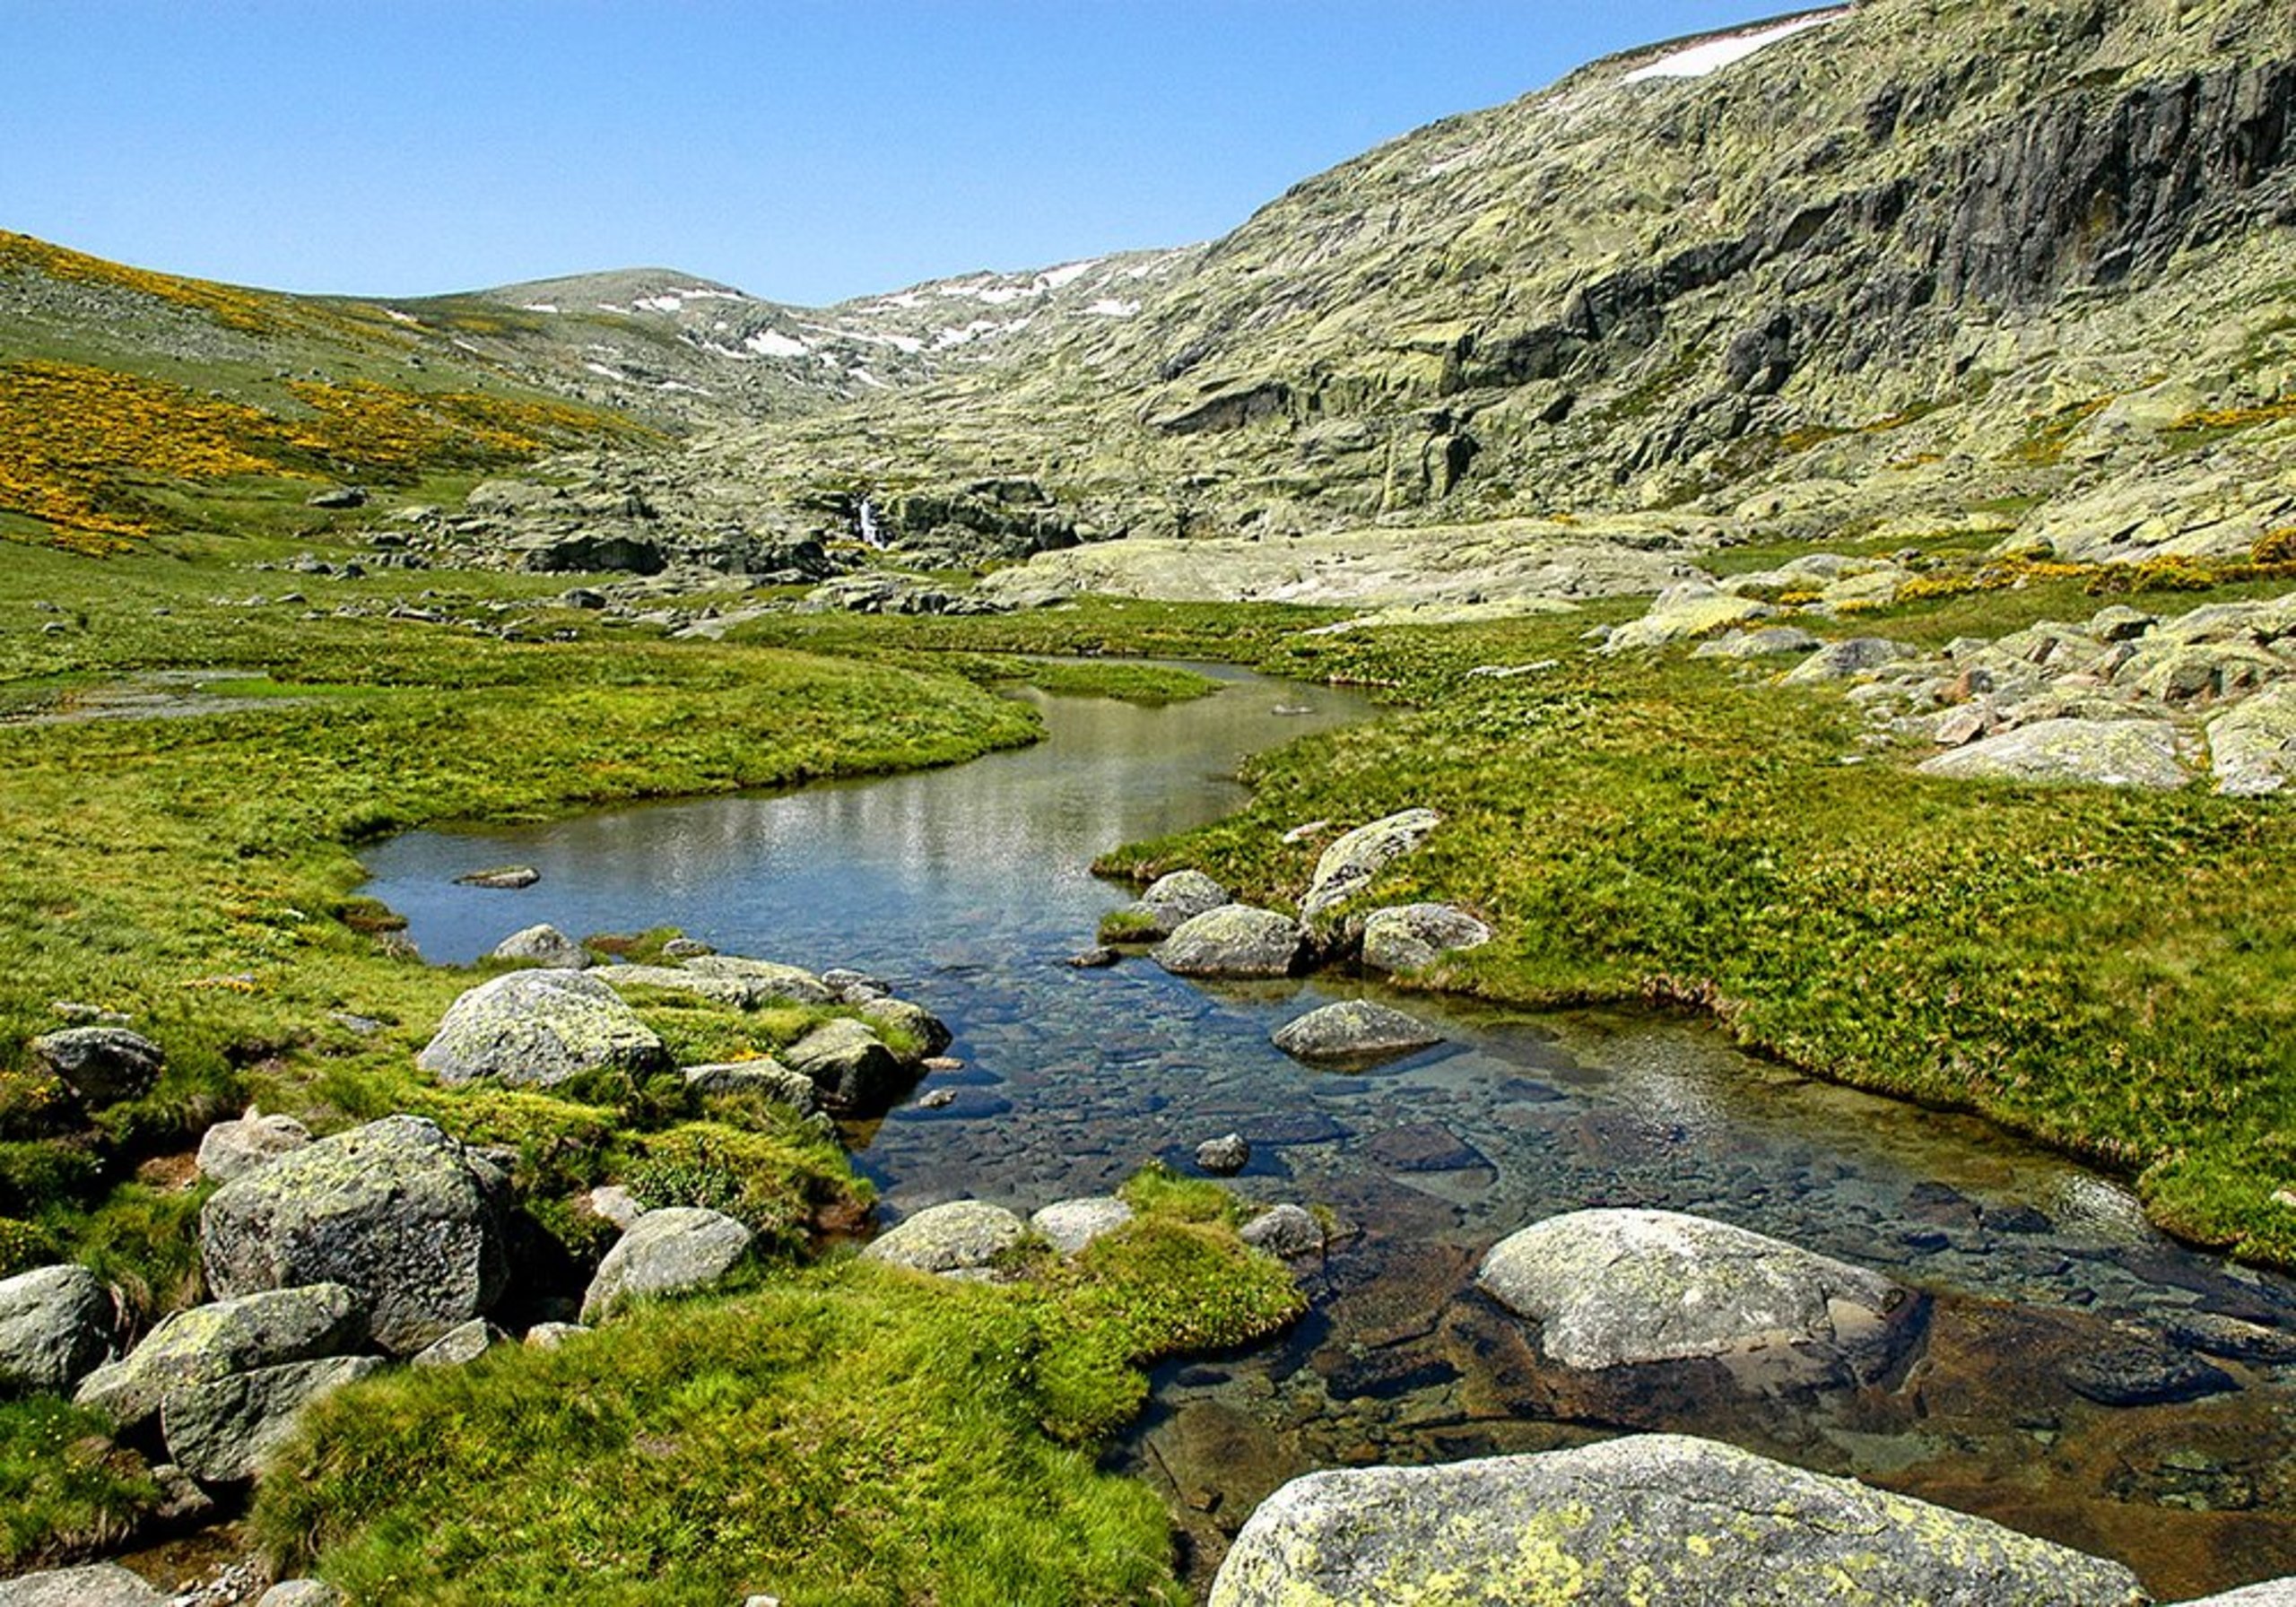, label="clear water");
[358,665,2296,1599]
